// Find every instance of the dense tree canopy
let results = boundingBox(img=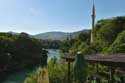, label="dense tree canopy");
[107,31,125,54]
[0,32,47,72]
[94,16,125,47]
